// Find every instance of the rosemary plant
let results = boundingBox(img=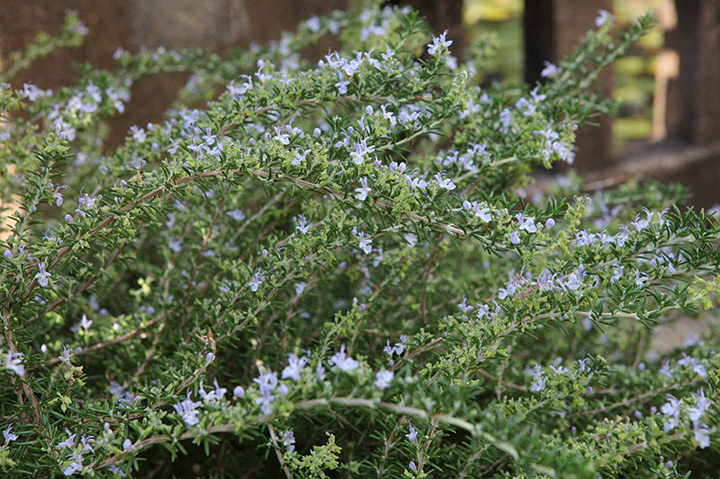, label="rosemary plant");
[0,6,717,478]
